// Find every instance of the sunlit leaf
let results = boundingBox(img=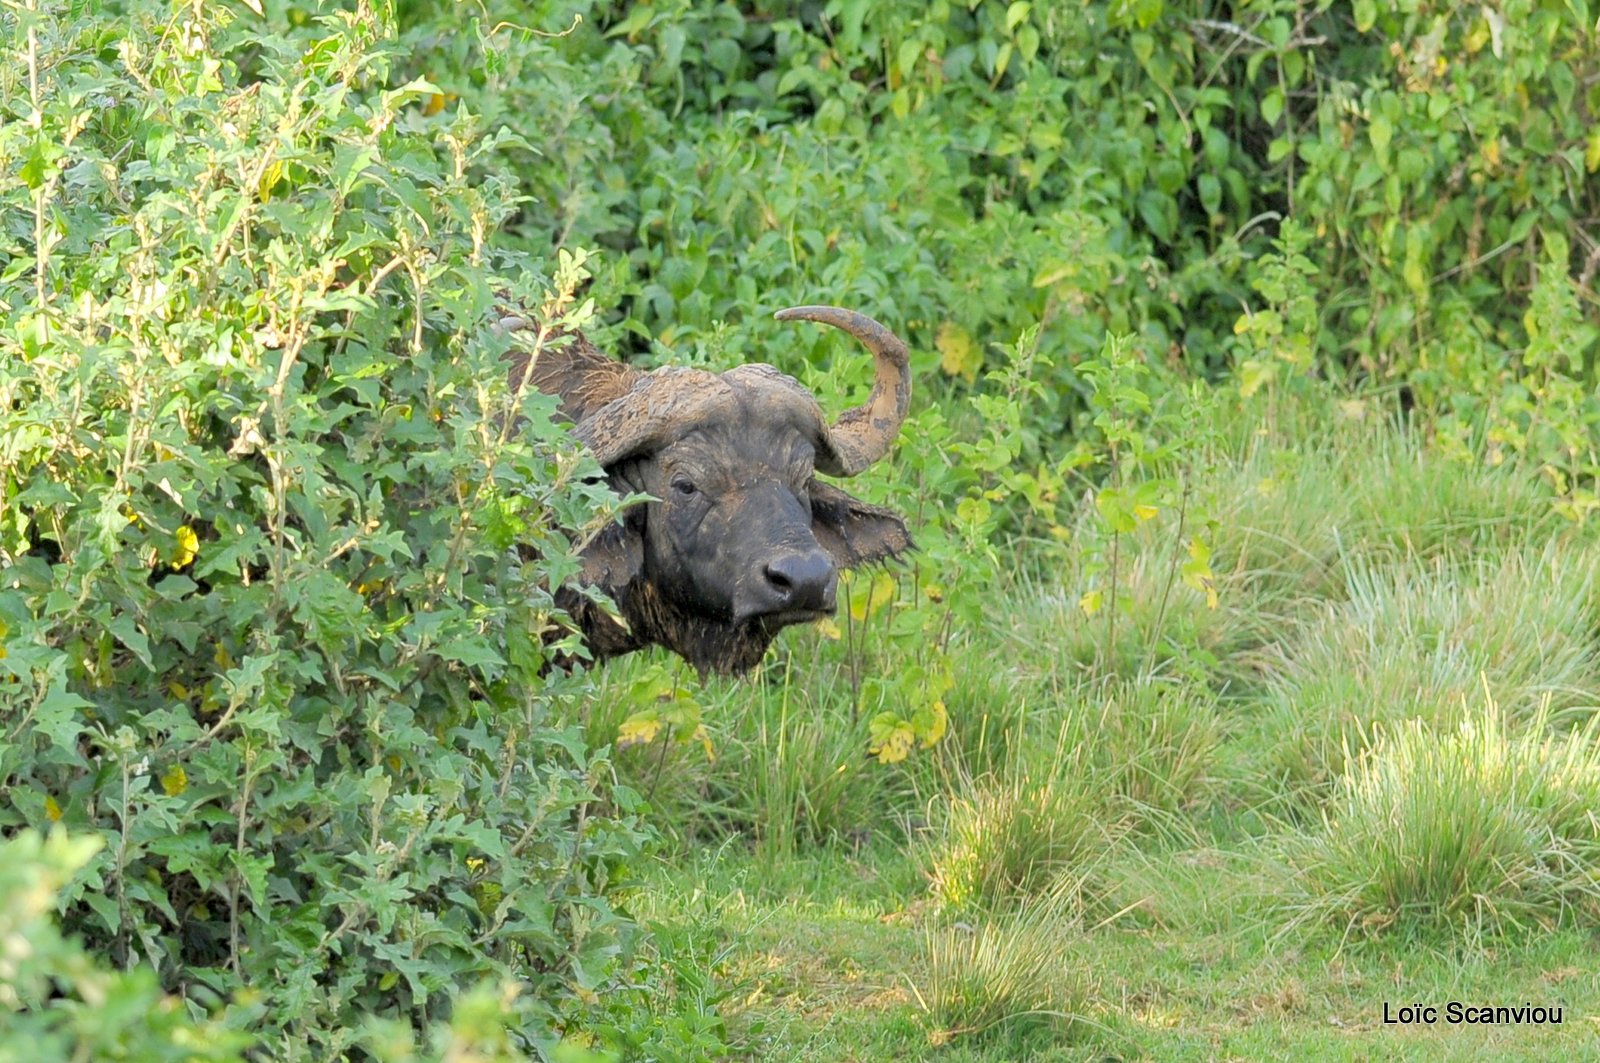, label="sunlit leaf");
[1182,538,1219,609]
[617,711,662,750]
[936,321,982,384]
[867,713,914,764]
[172,524,199,569]
[1032,261,1075,288]
[849,570,897,622]
[693,724,716,762]
[915,699,948,748]
[1238,359,1275,398]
